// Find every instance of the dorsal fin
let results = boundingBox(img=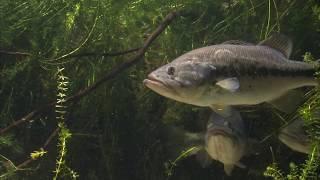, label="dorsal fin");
[221,40,254,46]
[258,33,293,58]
